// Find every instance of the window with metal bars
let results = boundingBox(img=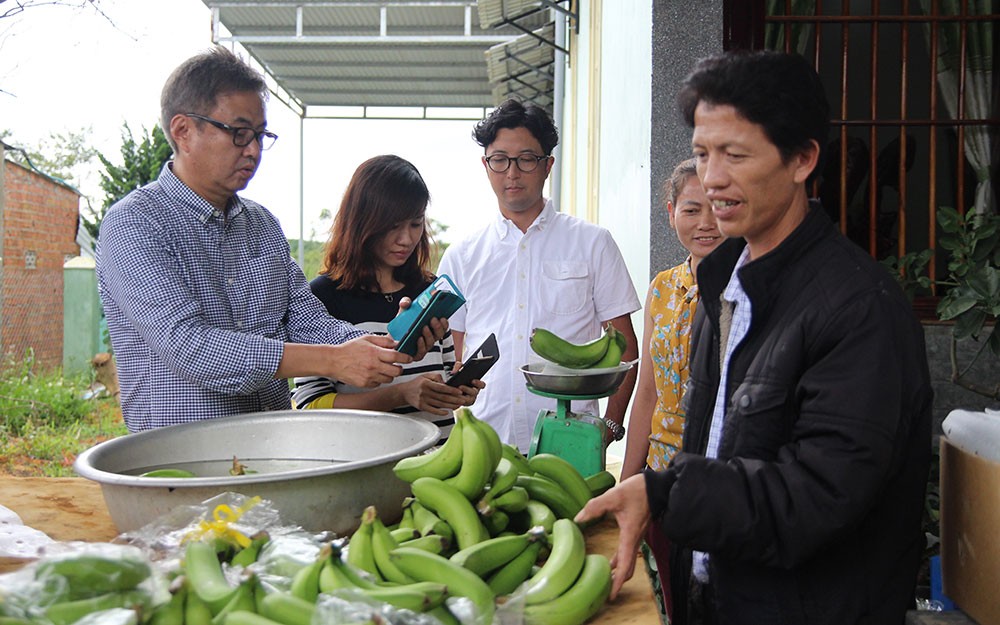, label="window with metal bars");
[725,0,998,316]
